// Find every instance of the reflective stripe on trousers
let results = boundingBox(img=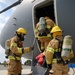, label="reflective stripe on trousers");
[8,56,21,60]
